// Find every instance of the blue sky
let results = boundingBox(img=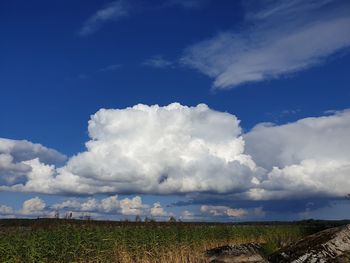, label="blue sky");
[0,0,350,221]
